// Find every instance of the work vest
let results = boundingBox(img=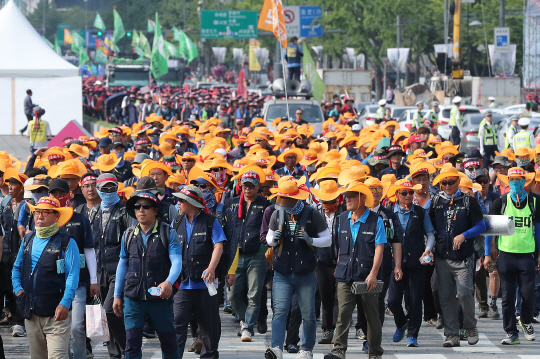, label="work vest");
[335,210,380,283]
[20,232,71,318]
[513,130,531,149]
[228,195,269,255]
[272,206,319,275]
[449,107,461,126]
[177,212,215,284]
[28,120,47,143]
[489,102,498,109]
[91,202,127,275]
[399,205,426,268]
[413,110,423,128]
[123,221,172,301]
[315,205,344,266]
[479,119,498,146]
[377,107,384,119]
[63,212,91,286]
[505,125,518,149]
[376,206,397,276]
[499,194,535,253]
